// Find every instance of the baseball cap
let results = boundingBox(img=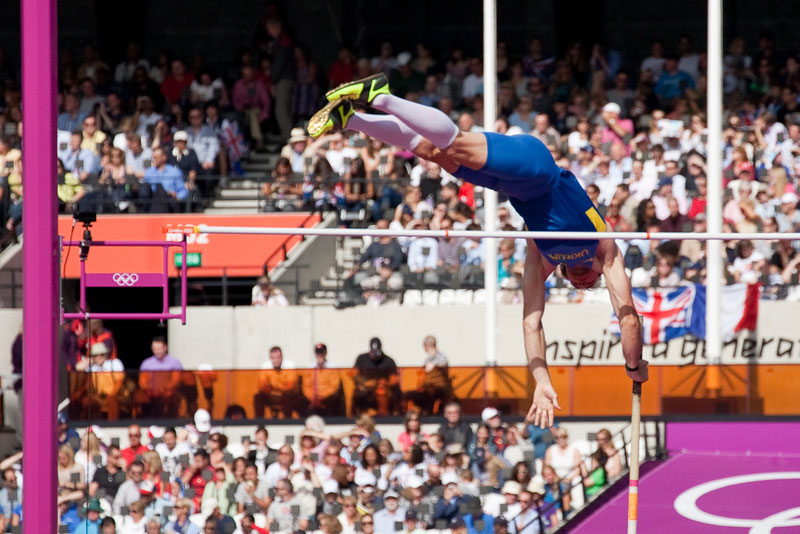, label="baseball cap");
[173,130,188,142]
[658,177,673,189]
[90,343,110,356]
[139,480,156,495]
[441,472,459,486]
[323,479,339,495]
[194,409,211,433]
[445,443,465,456]
[481,407,500,422]
[201,497,219,515]
[501,481,522,495]
[396,52,412,66]
[579,144,595,153]
[314,343,327,353]
[354,470,377,487]
[406,475,424,489]
[781,192,799,204]
[370,337,382,353]
[384,489,400,499]
[602,102,621,114]
[405,509,418,521]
